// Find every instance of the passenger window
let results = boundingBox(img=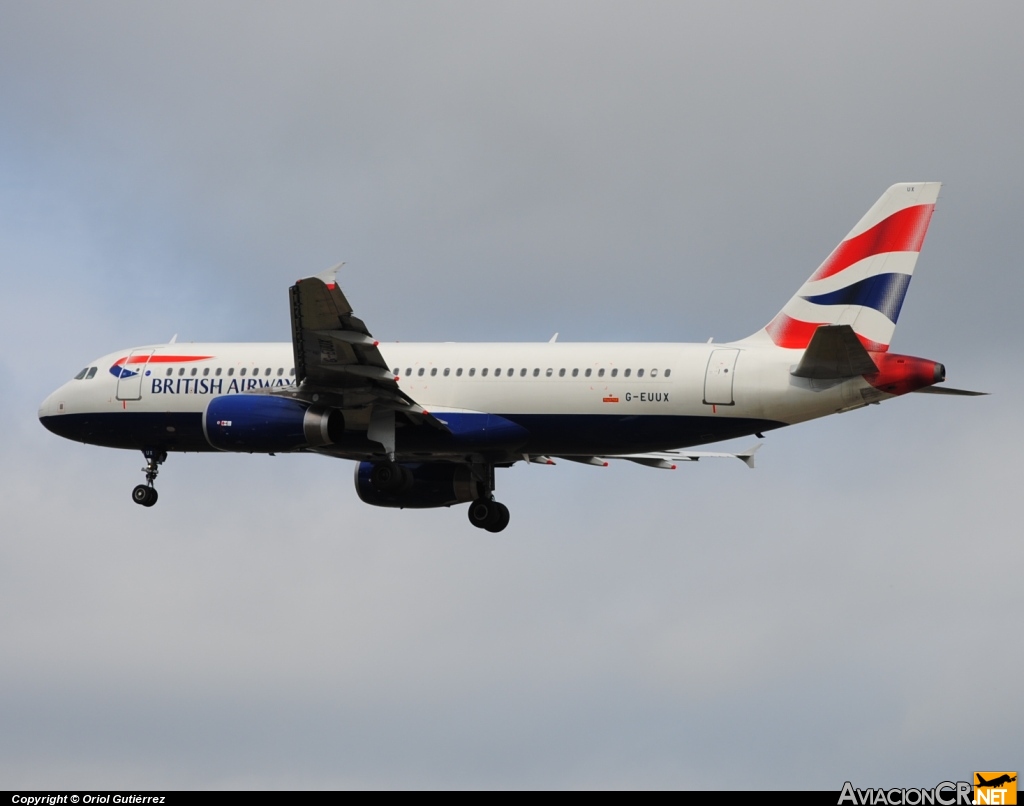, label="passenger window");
[405,368,412,377]
[443,368,450,377]
[290,368,295,376]
[240,368,246,376]
[533,368,540,377]
[585,368,592,377]
[651,368,658,377]
[665,369,671,378]
[558,369,566,377]
[277,368,284,376]
[179,368,186,376]
[203,368,210,376]
[637,369,644,378]
[264,368,271,376]
[393,368,399,376]
[598,368,605,378]
[572,368,579,377]
[215,368,222,376]
[611,369,618,377]
[456,368,463,377]
[520,368,527,377]
[74,368,88,380]
[191,368,198,376]
[166,368,173,377]
[482,368,489,377]
[430,368,437,376]
[228,368,235,376]
[546,368,553,377]
[624,369,631,377]
[469,368,476,376]
[86,367,97,379]
[418,368,425,376]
